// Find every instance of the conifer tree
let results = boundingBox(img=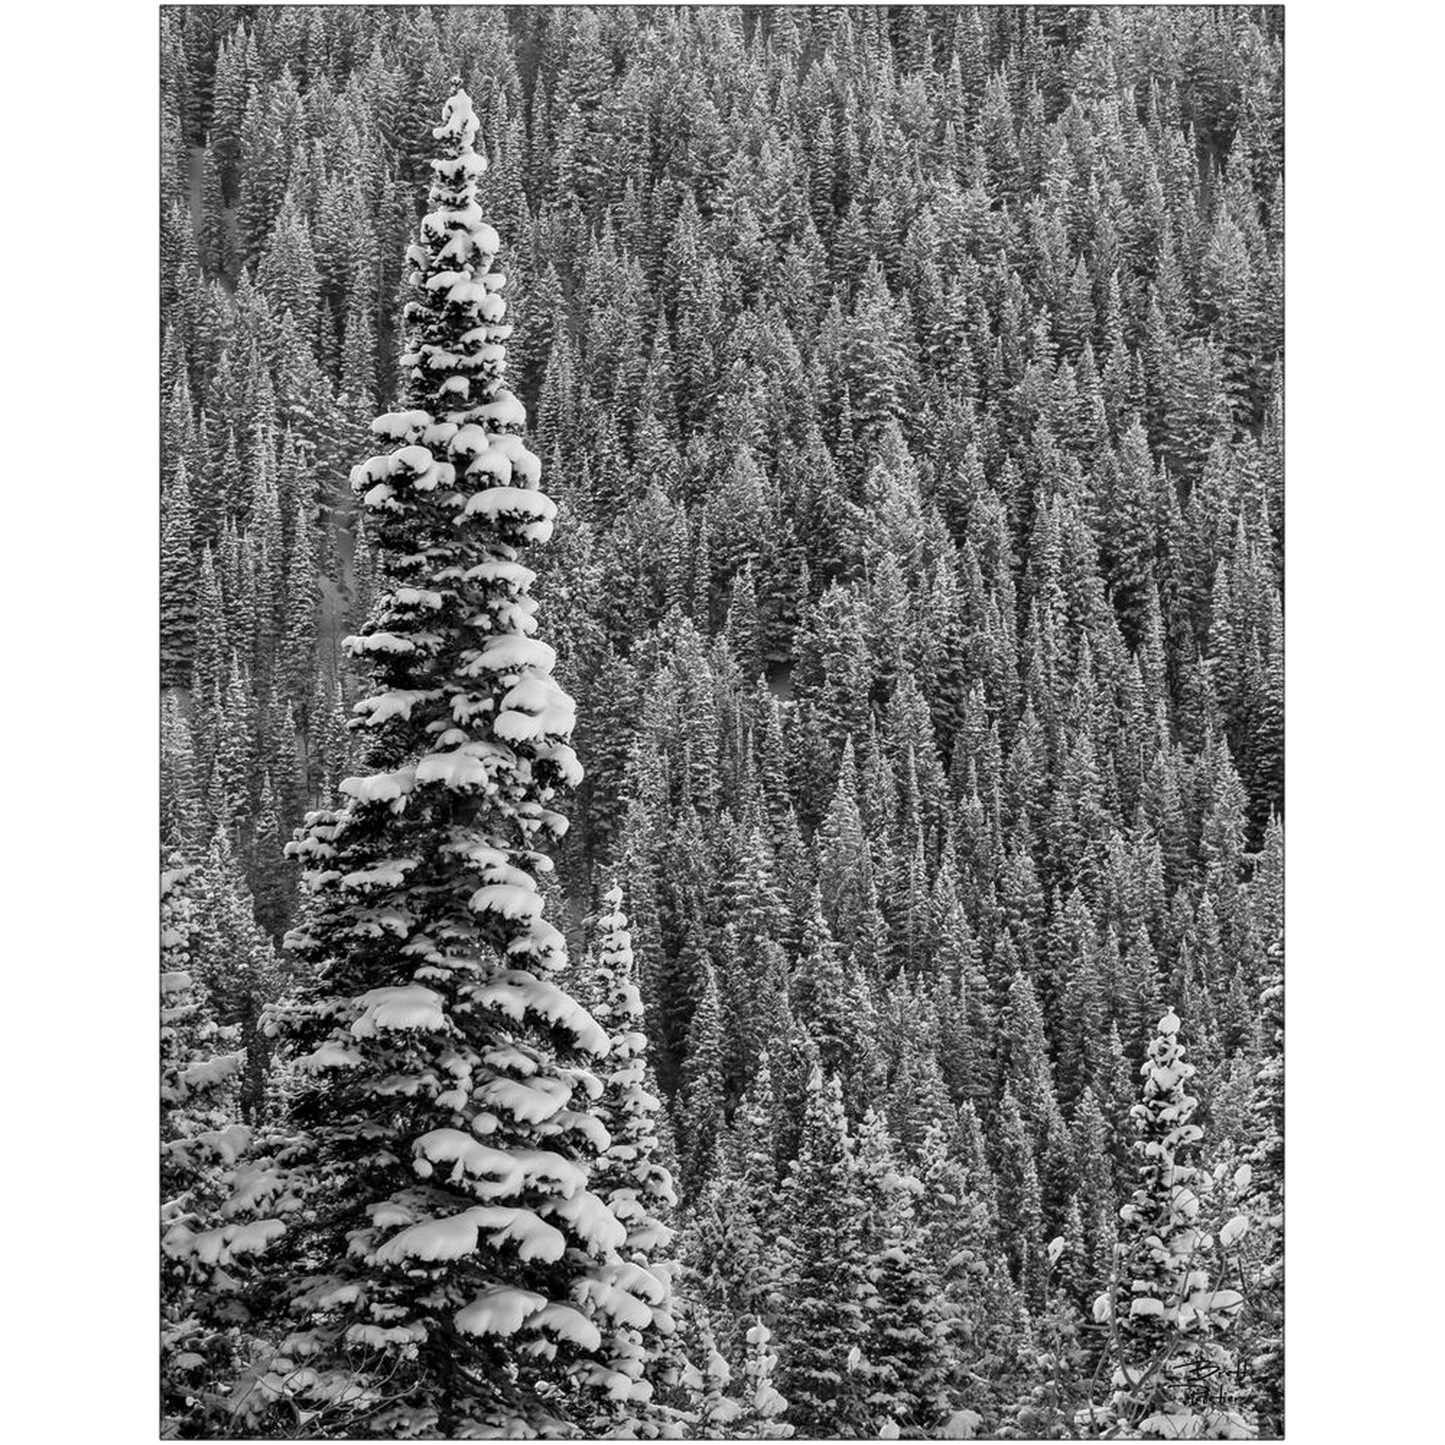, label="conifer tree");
[685,1056,782,1367]
[188,824,283,1116]
[1097,1010,1253,1439]
[579,885,681,1430]
[161,694,205,852]
[854,1107,951,1433]
[1240,950,1283,1437]
[238,84,643,1436]
[677,956,727,1196]
[994,1086,1045,1304]
[774,1067,871,1437]
[159,860,250,1434]
[790,885,876,1112]
[737,1322,794,1439]
[161,461,199,690]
